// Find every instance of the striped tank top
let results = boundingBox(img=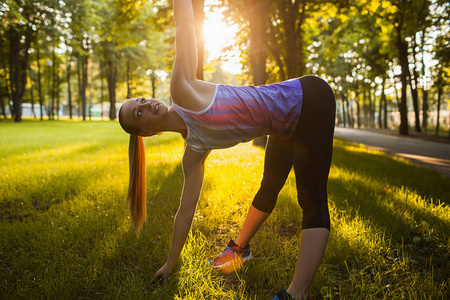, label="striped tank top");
[172,78,303,152]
